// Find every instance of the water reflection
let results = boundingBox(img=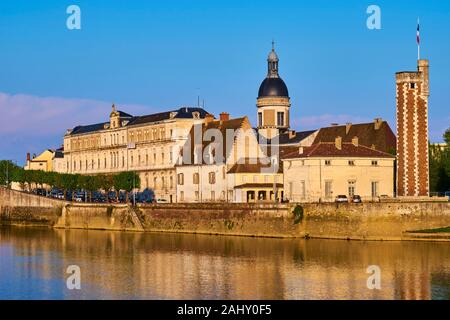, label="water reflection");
[0,227,449,300]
